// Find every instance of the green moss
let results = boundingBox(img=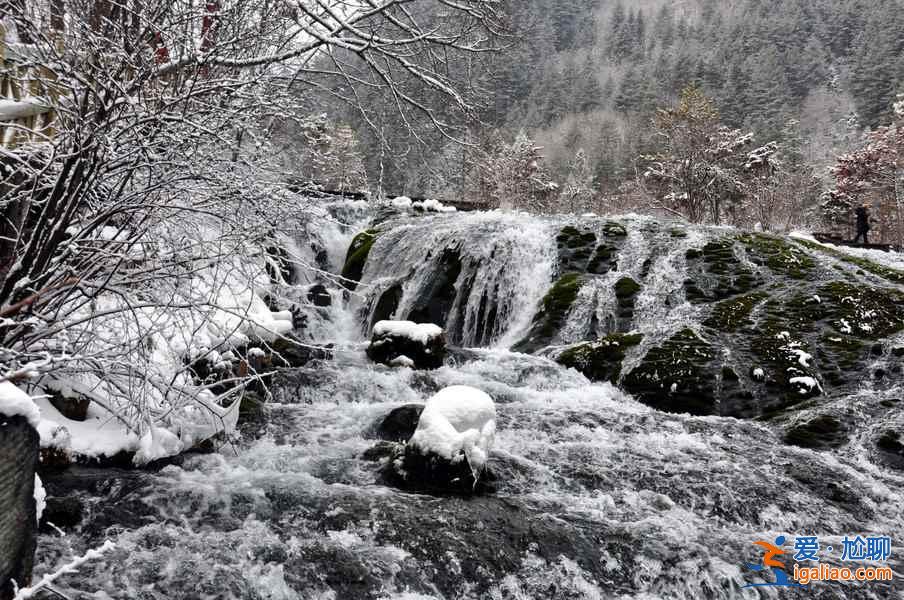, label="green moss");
[622,329,718,416]
[740,233,815,280]
[670,228,688,238]
[614,277,641,299]
[704,292,768,331]
[533,273,585,340]
[557,333,644,383]
[793,238,904,284]
[341,229,379,290]
[513,273,587,353]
